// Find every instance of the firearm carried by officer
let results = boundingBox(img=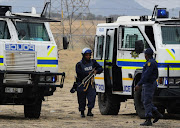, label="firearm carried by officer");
[70,68,96,93]
[71,48,103,118]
